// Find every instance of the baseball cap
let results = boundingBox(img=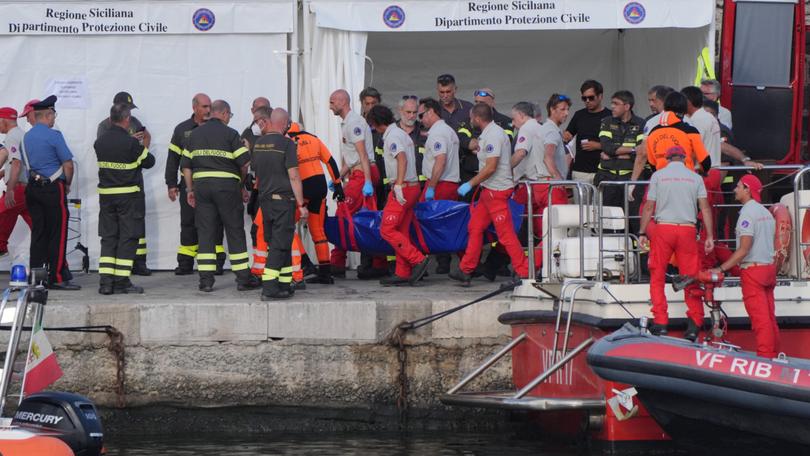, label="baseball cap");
[113,91,137,109]
[19,98,40,118]
[739,174,763,202]
[665,145,687,159]
[0,107,18,120]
